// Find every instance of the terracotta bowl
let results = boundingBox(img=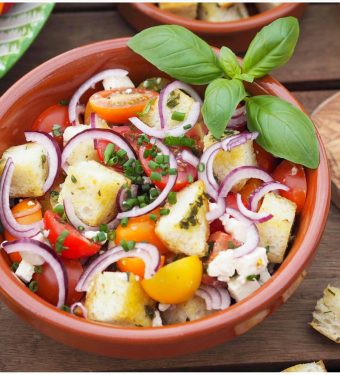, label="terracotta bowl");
[0,38,330,359]
[117,3,307,52]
